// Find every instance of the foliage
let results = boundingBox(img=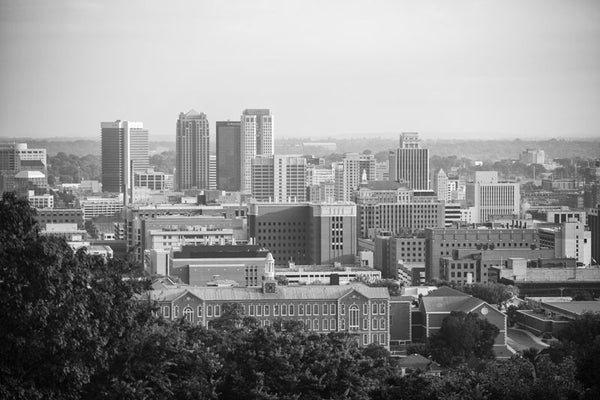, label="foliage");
[47,152,101,184]
[150,151,176,174]
[428,311,499,367]
[459,282,518,309]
